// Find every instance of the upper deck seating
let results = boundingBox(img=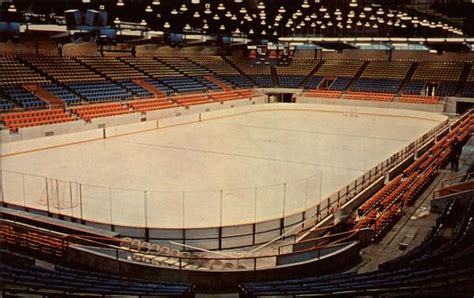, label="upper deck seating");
[306,60,365,91]
[121,57,181,78]
[276,58,320,88]
[350,61,412,93]
[403,61,464,96]
[462,66,474,97]
[77,56,147,81]
[189,56,254,88]
[227,56,273,88]
[159,57,213,77]
[0,56,50,86]
[25,56,104,83]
